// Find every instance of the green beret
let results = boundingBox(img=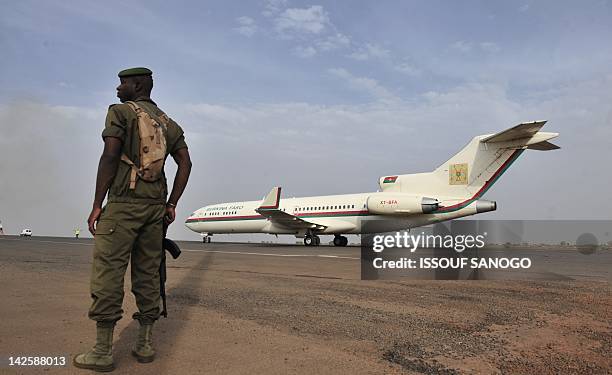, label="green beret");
[118,67,152,77]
